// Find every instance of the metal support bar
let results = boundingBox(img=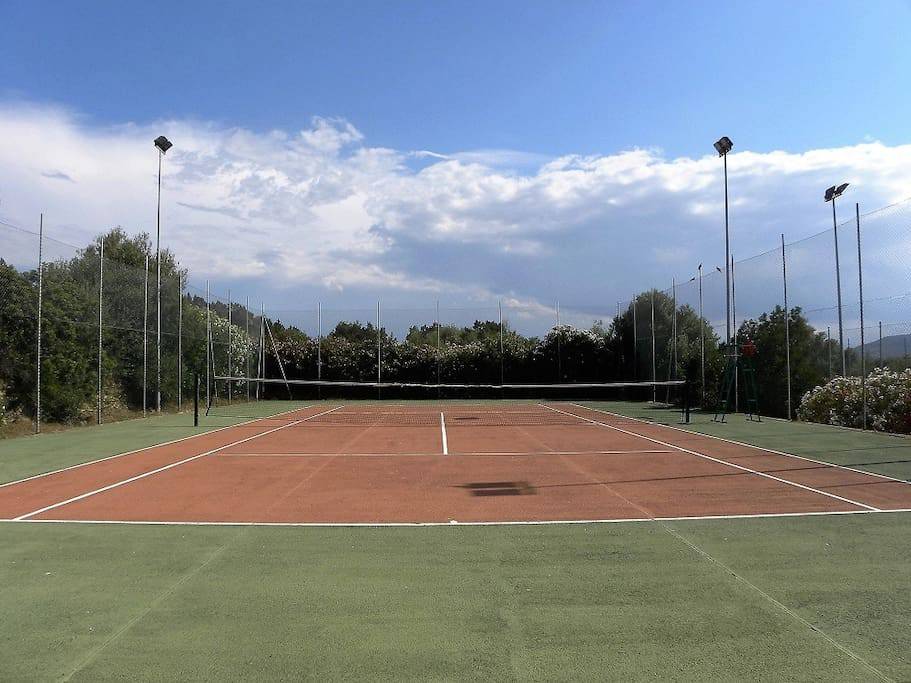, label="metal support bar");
[856,203,867,430]
[35,214,44,434]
